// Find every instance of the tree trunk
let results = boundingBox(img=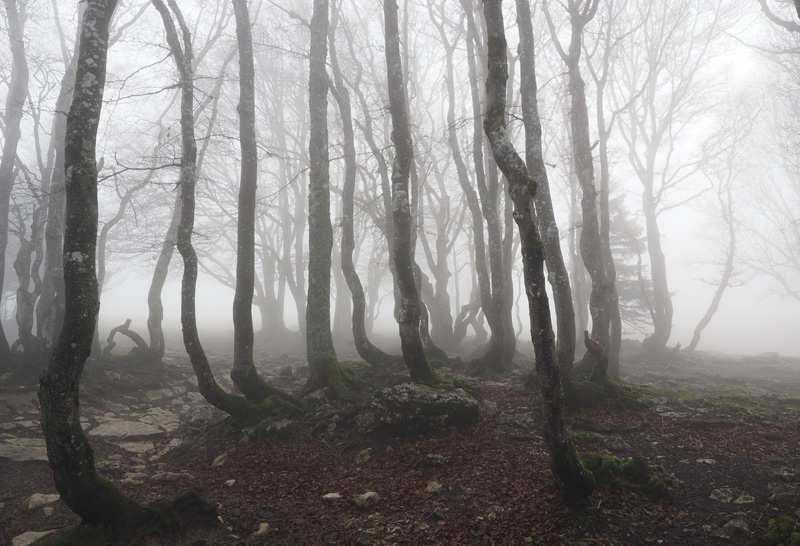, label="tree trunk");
[543,0,614,374]
[517,0,576,379]
[0,0,30,362]
[483,0,594,503]
[384,0,437,384]
[37,0,144,526]
[641,190,673,354]
[229,0,279,402]
[328,14,402,367]
[304,0,350,397]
